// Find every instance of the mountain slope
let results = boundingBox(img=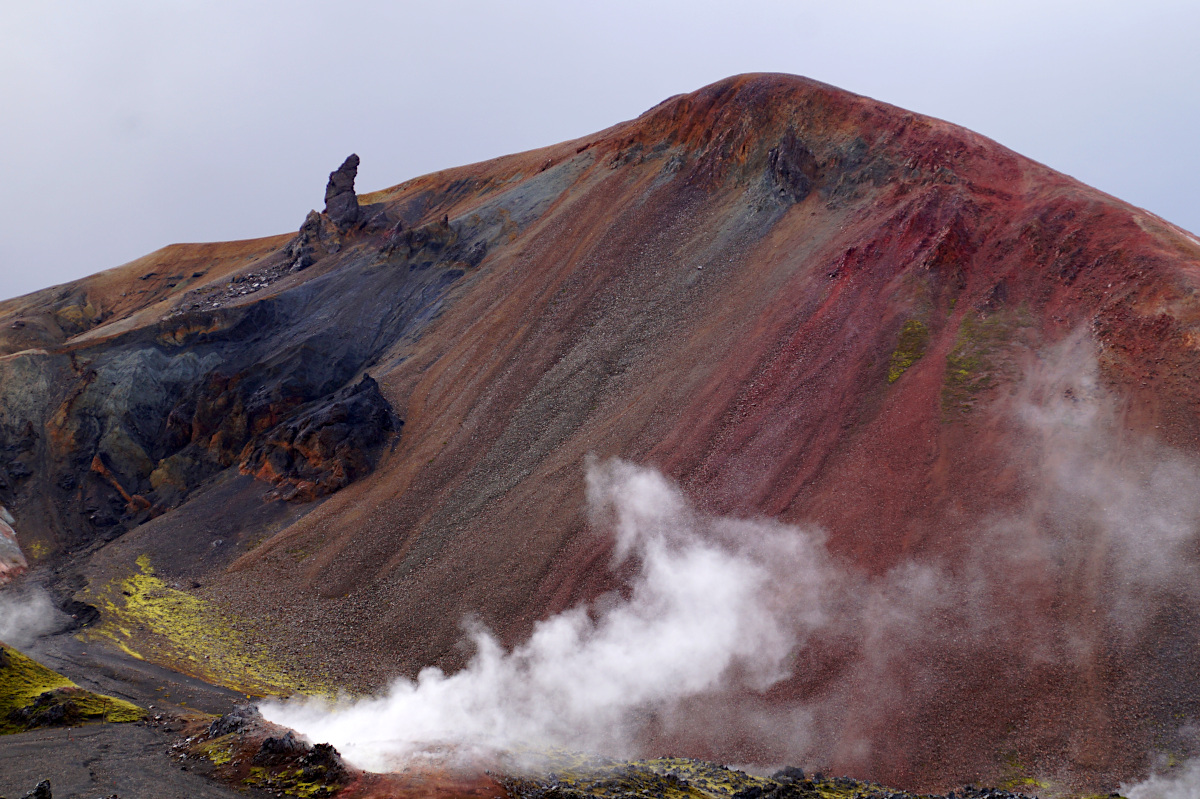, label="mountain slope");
[4,74,1200,792]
